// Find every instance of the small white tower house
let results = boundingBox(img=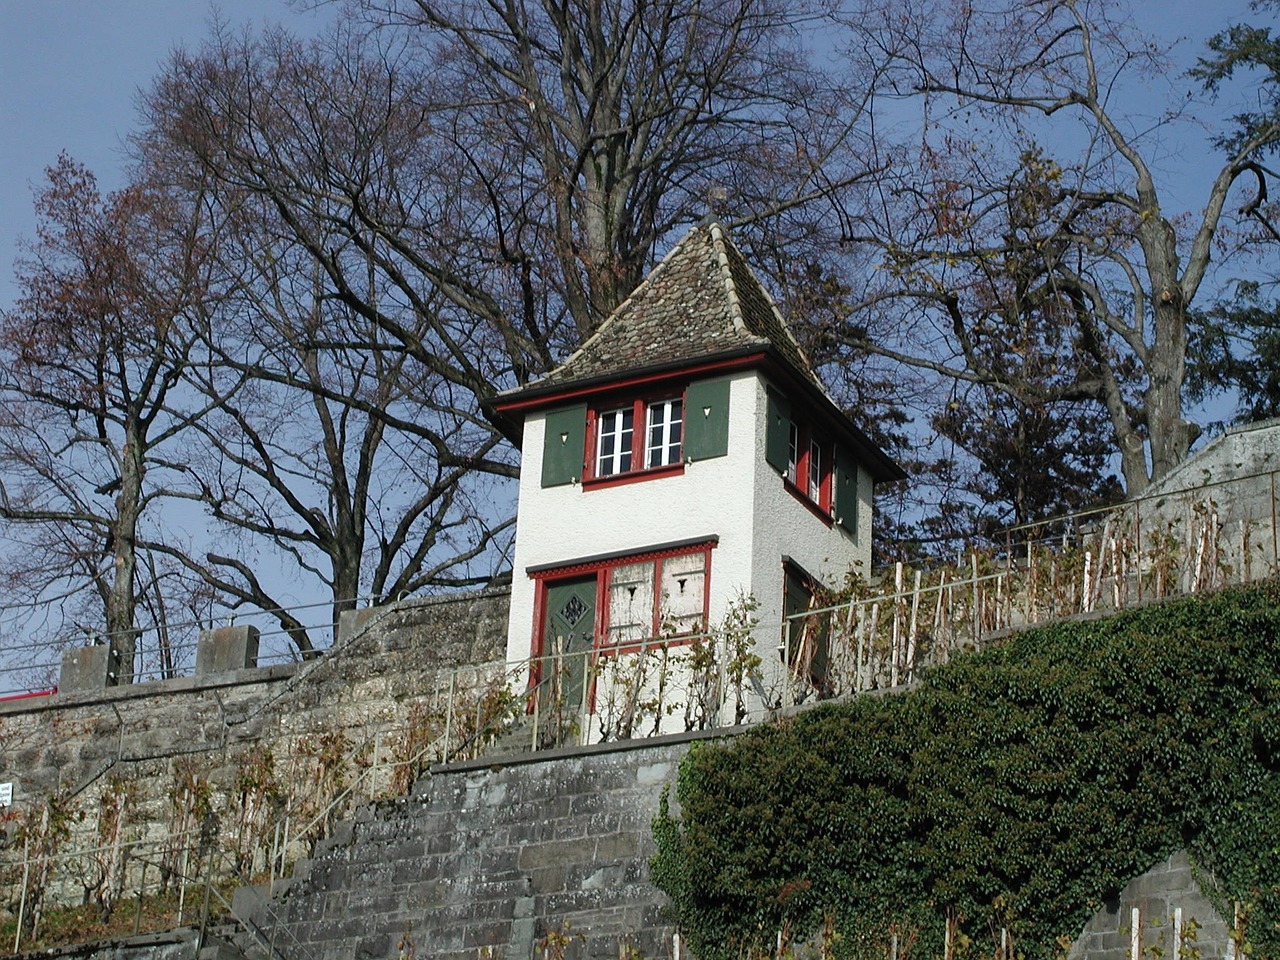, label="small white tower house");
[488,222,903,721]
